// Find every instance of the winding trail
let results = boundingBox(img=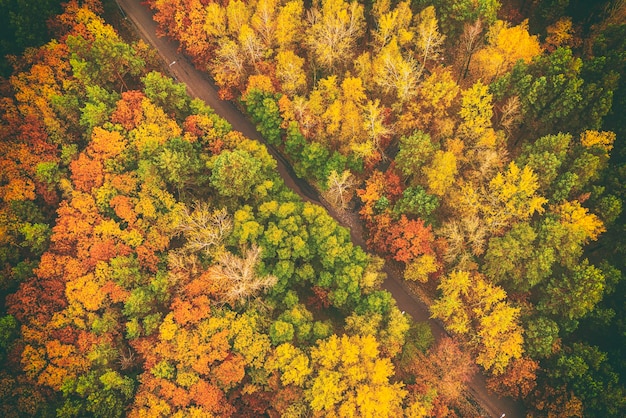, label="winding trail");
[115,1,525,416]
